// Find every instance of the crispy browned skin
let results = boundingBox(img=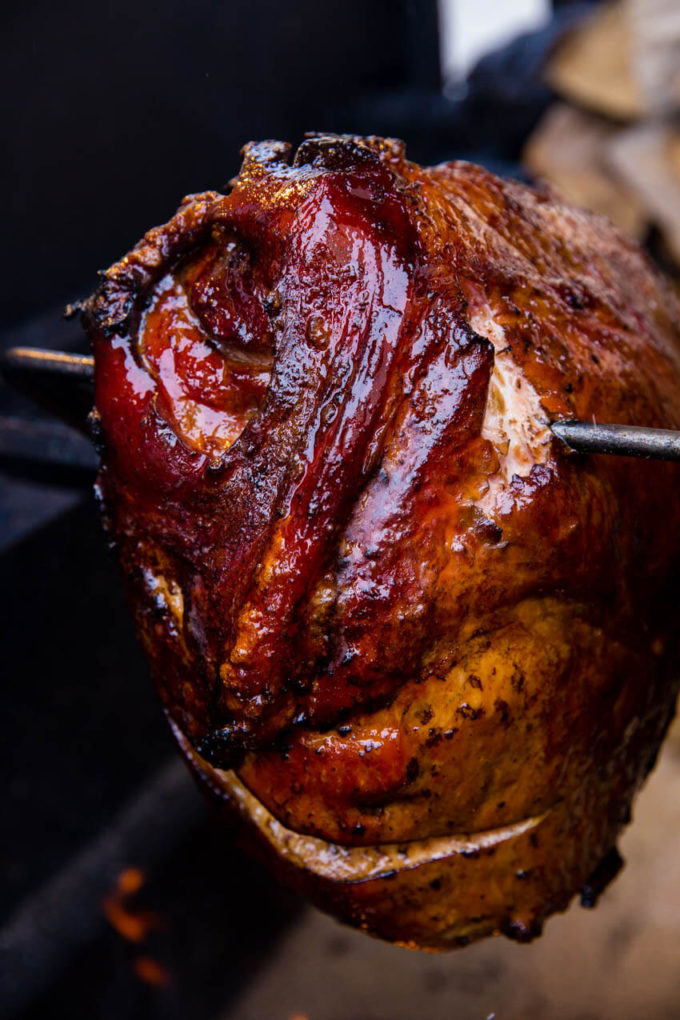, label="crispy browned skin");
[85,135,680,948]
